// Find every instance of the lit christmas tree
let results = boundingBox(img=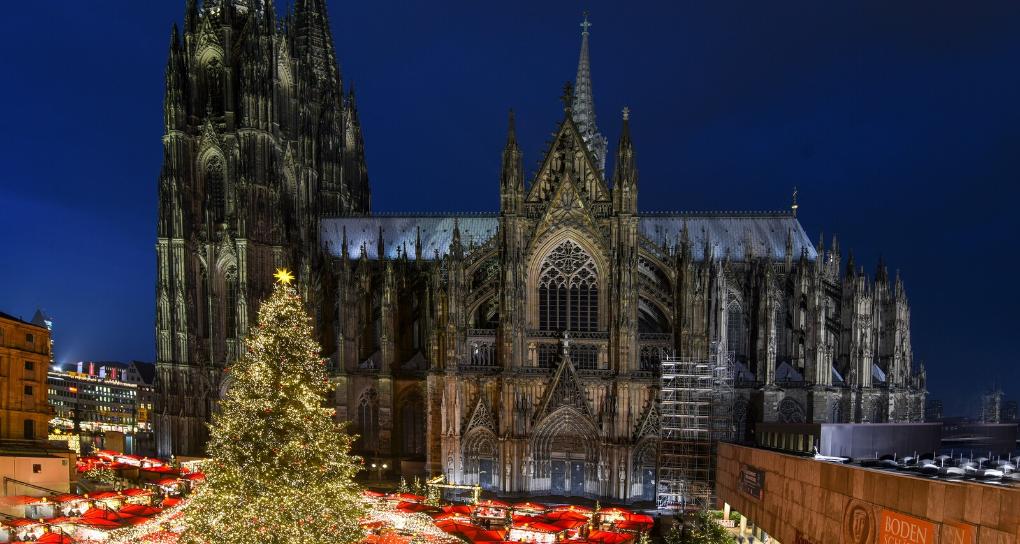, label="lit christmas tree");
[182,269,365,544]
